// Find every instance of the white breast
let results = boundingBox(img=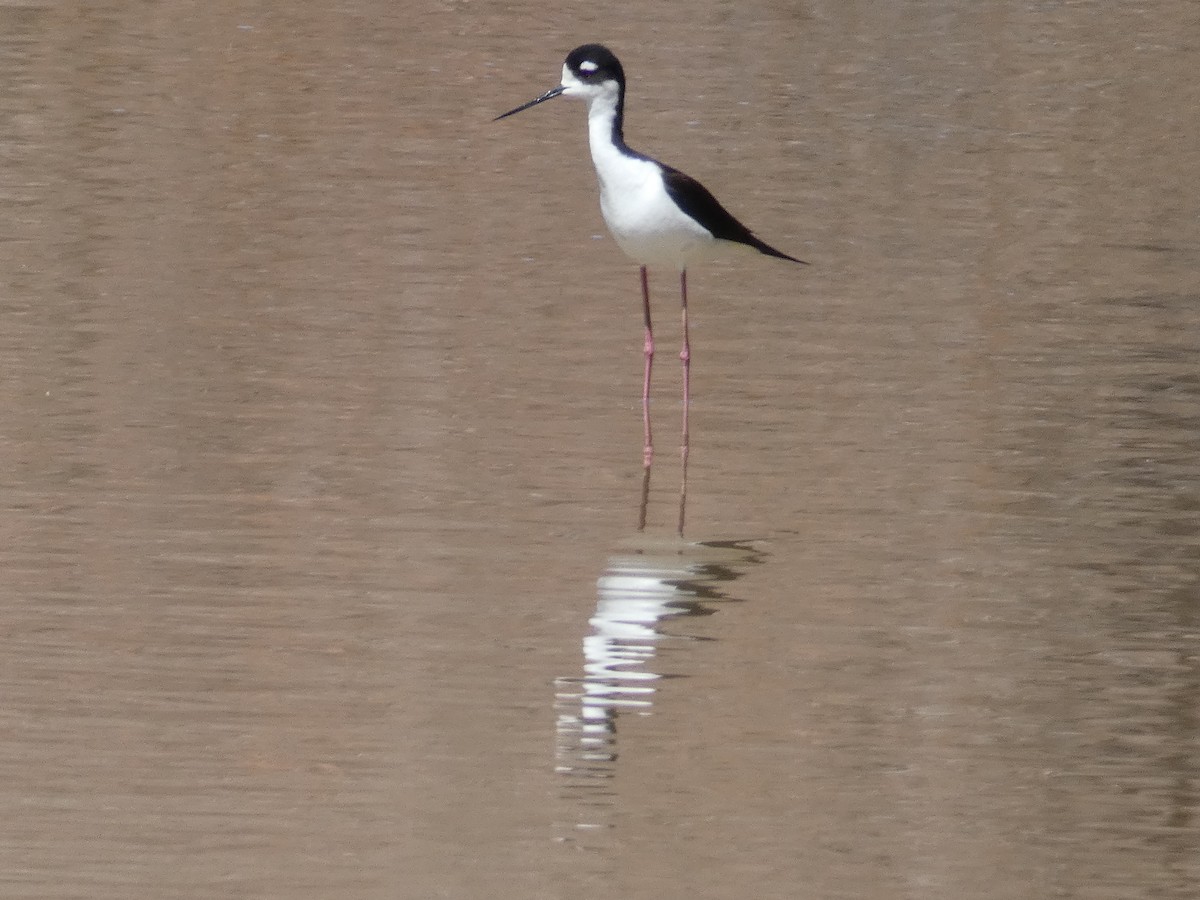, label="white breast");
[586,113,714,269]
